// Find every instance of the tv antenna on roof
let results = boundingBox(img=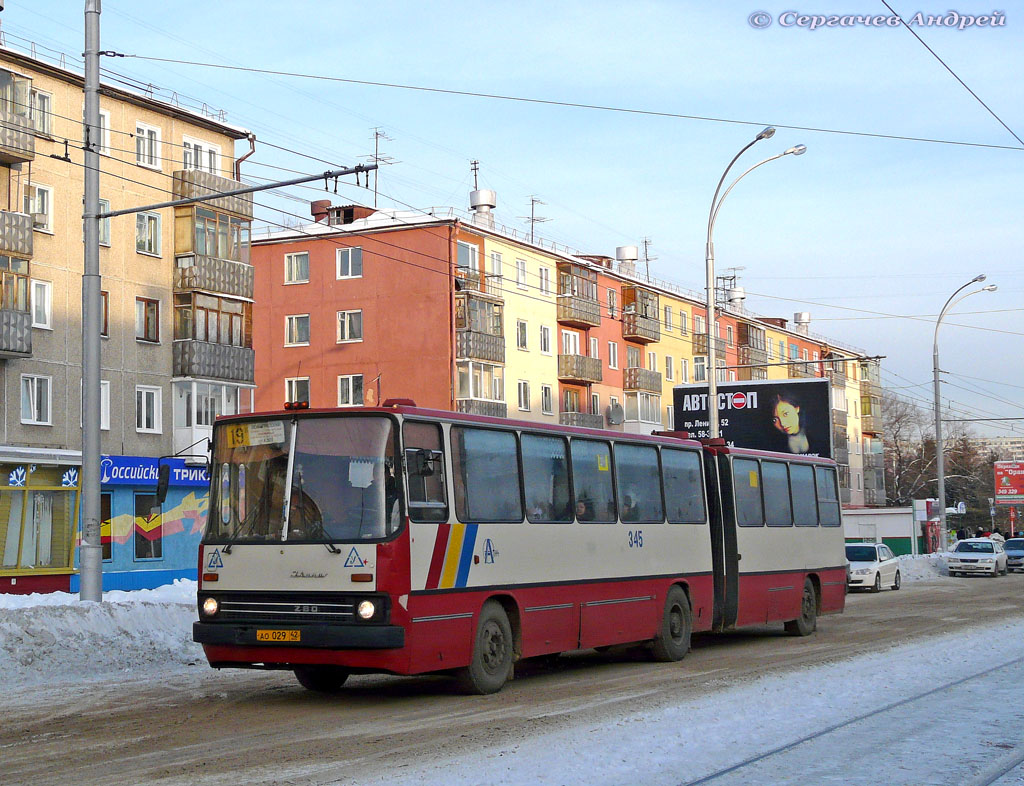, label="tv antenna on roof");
[519,196,551,244]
